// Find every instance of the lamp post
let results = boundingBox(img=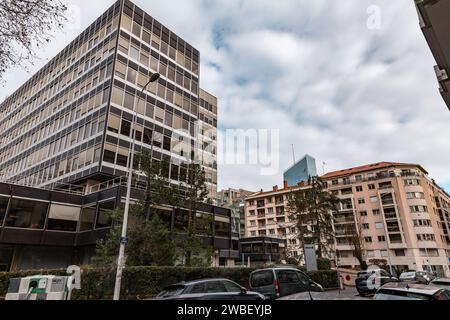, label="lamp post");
[113,72,160,300]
